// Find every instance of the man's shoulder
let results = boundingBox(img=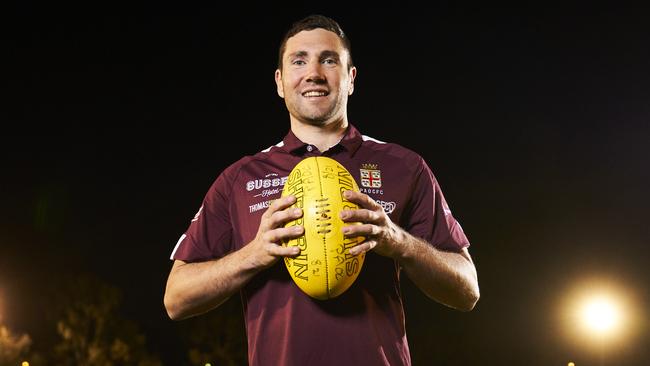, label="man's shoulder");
[359,133,423,161]
[219,141,287,178]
